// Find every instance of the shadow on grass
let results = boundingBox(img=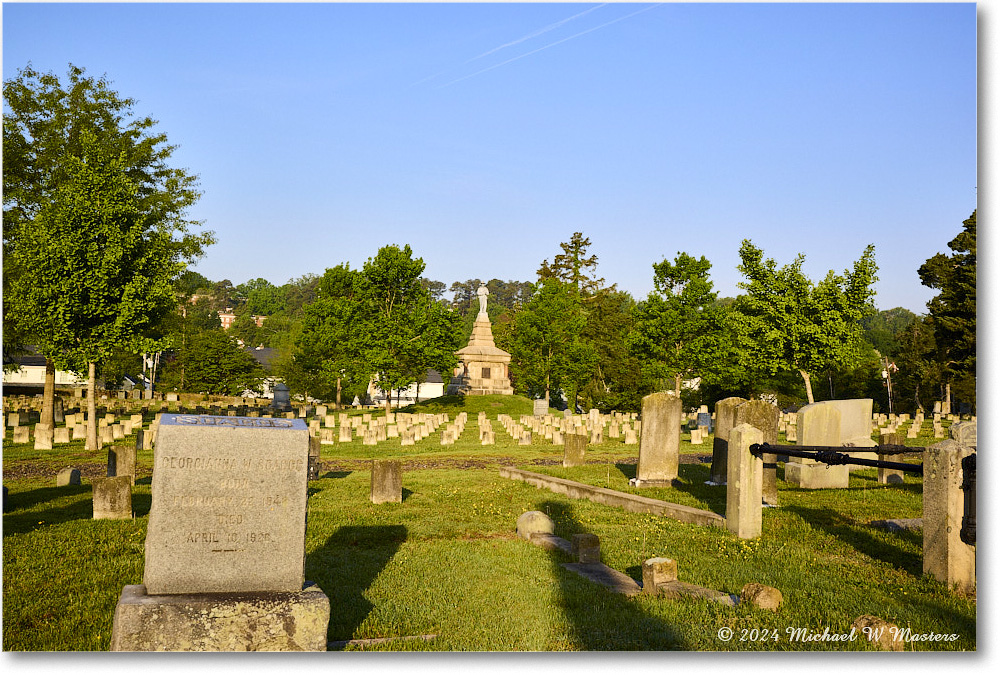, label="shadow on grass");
[665,464,727,515]
[783,505,922,577]
[539,500,689,649]
[3,486,92,534]
[306,524,407,649]
[320,471,352,480]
